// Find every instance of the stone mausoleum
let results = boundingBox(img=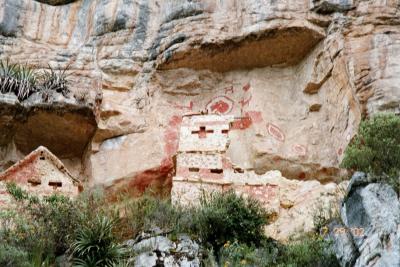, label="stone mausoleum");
[0,146,82,207]
[172,114,280,213]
